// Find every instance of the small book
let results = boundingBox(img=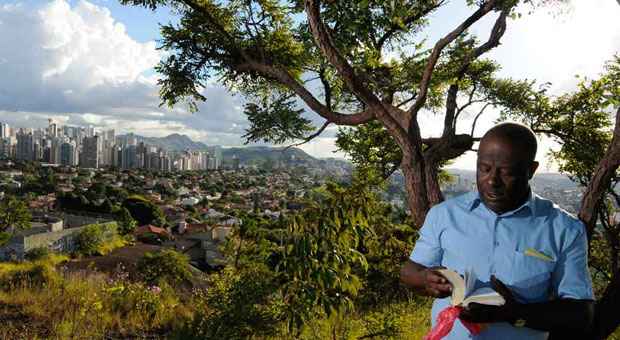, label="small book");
[436,268,505,308]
